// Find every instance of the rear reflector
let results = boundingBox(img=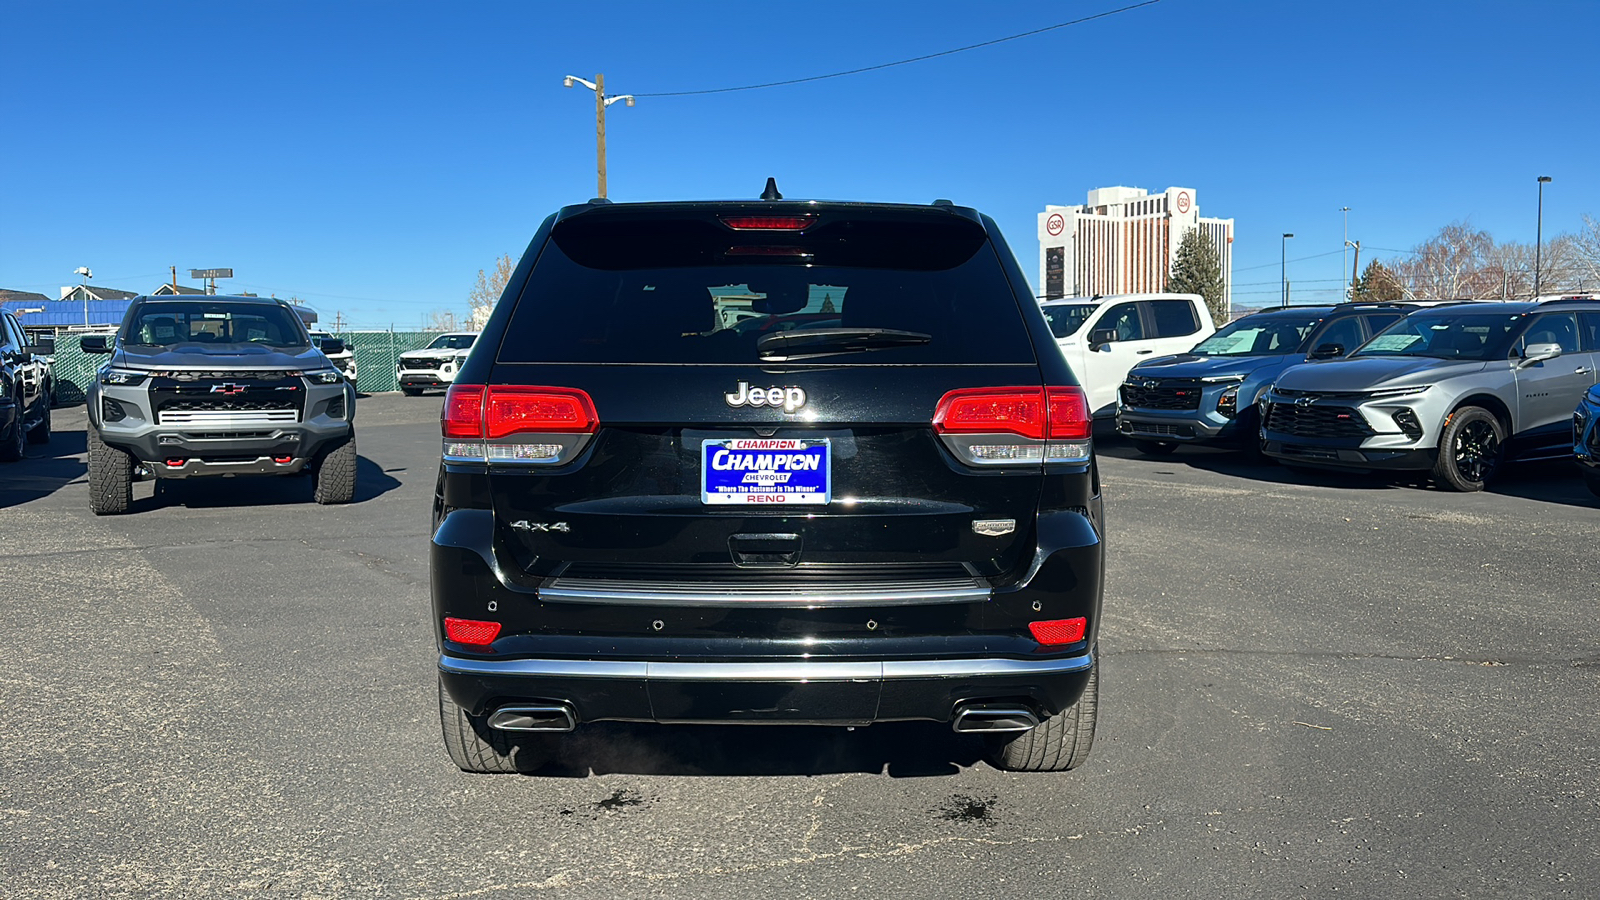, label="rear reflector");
[720,215,816,231]
[1029,617,1087,645]
[444,617,502,646]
